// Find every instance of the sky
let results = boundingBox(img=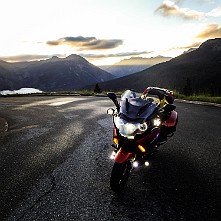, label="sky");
[0,0,221,65]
